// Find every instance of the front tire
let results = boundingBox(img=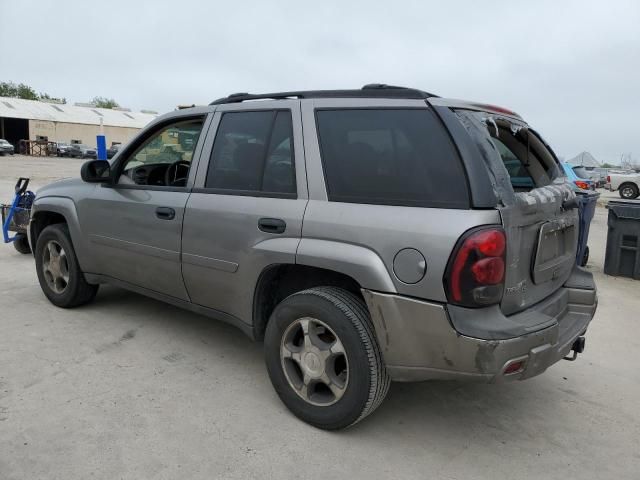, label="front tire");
[264,287,390,430]
[35,224,98,308]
